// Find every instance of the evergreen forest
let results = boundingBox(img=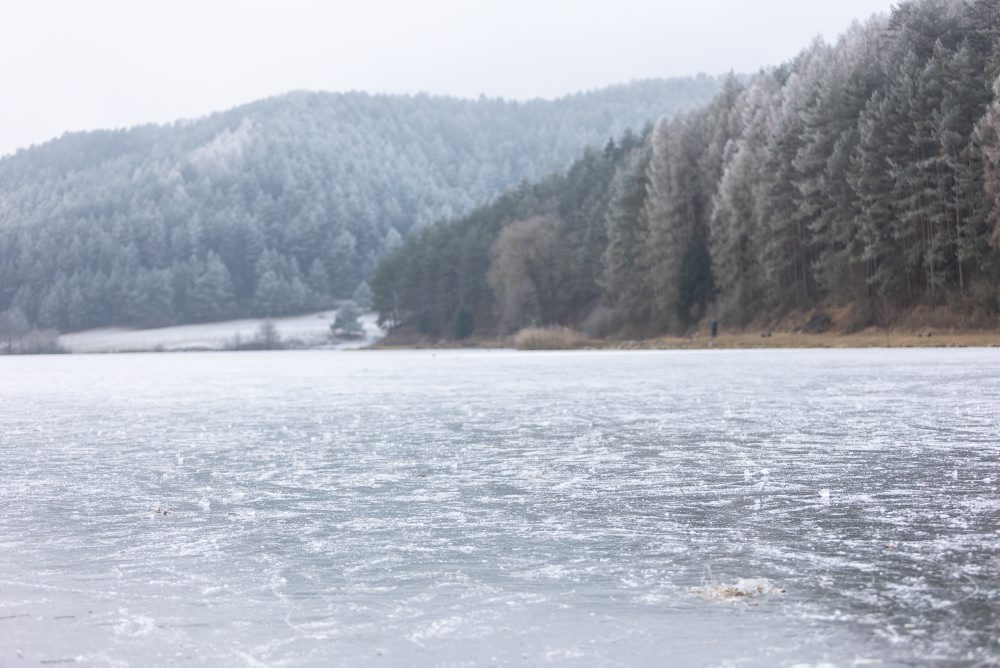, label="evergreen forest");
[374,0,1000,340]
[0,78,722,330]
